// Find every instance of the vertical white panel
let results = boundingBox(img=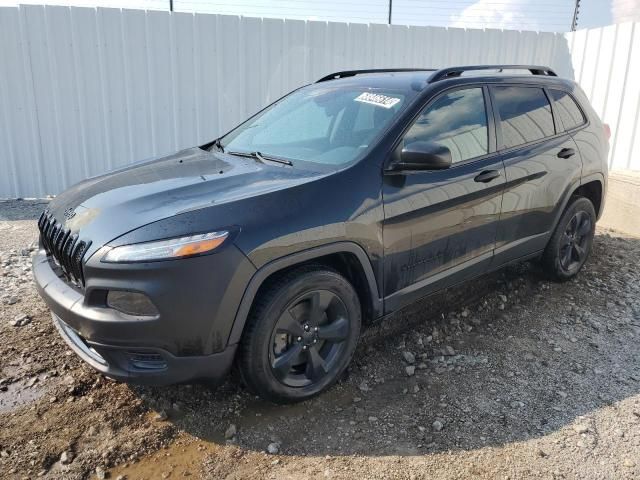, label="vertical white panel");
[241,16,262,119]
[570,28,588,84]
[45,6,87,189]
[579,28,603,100]
[22,5,67,195]
[194,12,218,143]
[216,15,242,132]
[121,9,155,160]
[0,7,23,197]
[70,7,108,178]
[590,24,617,116]
[173,12,198,149]
[445,27,466,65]
[145,10,174,156]
[263,17,286,104]
[610,24,640,170]
[13,7,640,197]
[97,7,131,169]
[482,29,503,65]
